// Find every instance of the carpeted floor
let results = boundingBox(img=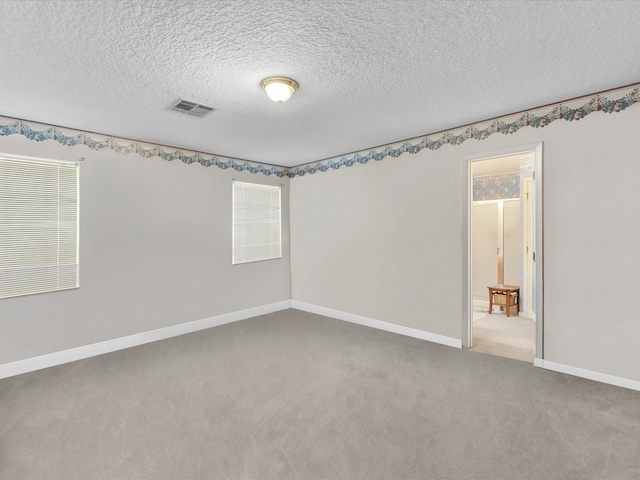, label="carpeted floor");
[471,310,535,362]
[1,309,639,479]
